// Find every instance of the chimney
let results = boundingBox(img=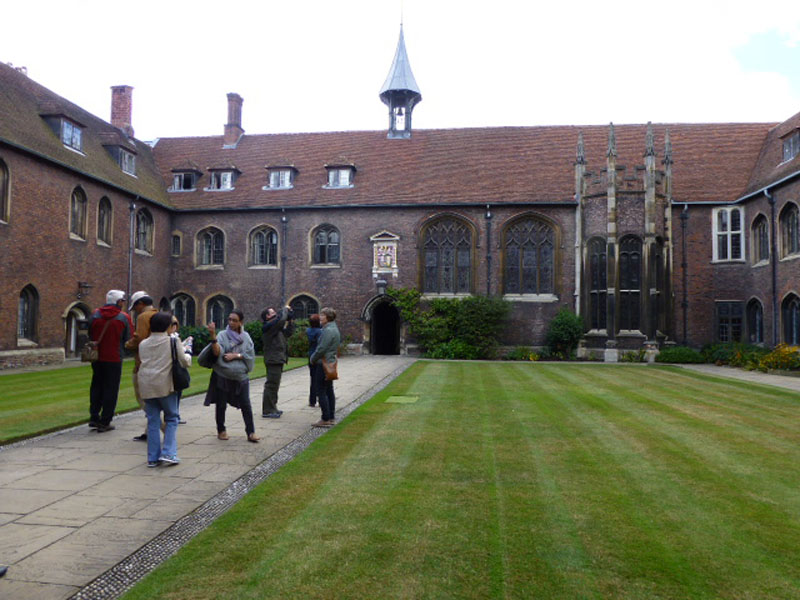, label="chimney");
[223,93,244,148]
[110,85,134,138]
